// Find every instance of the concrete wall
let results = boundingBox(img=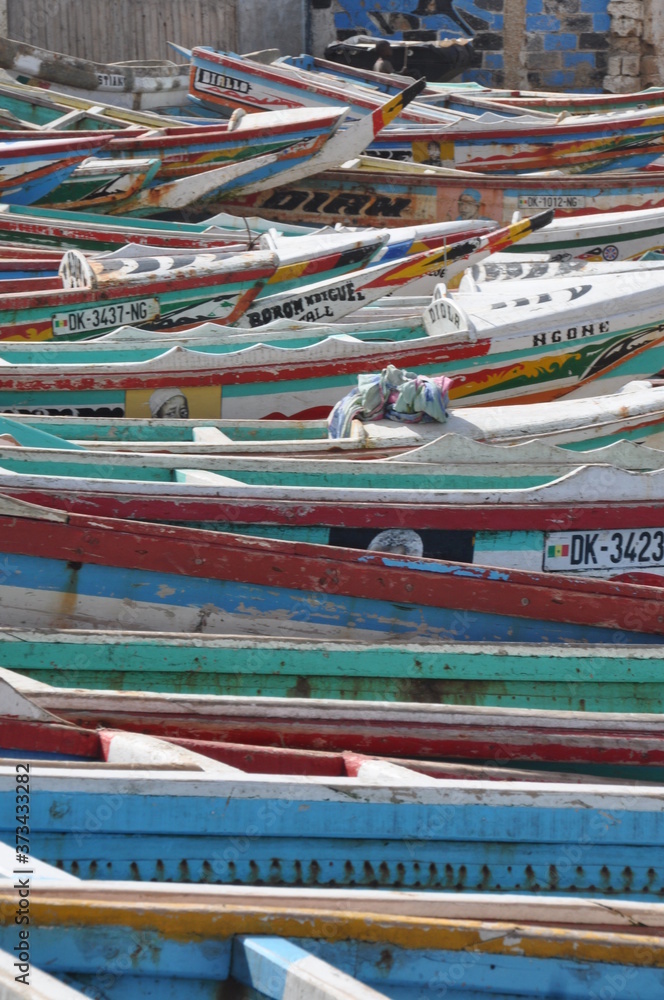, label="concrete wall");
[643,0,664,87]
